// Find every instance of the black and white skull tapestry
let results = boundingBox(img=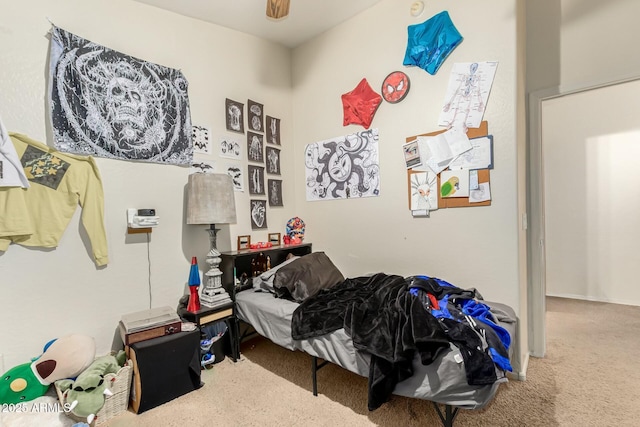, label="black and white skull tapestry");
[49,26,193,165]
